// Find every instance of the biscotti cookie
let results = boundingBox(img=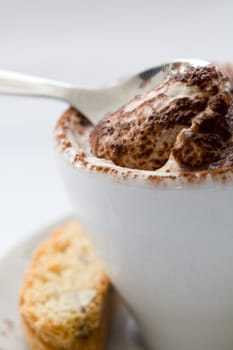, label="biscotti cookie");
[19,220,111,350]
